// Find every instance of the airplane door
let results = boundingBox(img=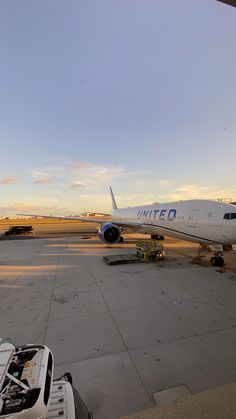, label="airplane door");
[188,210,199,228]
